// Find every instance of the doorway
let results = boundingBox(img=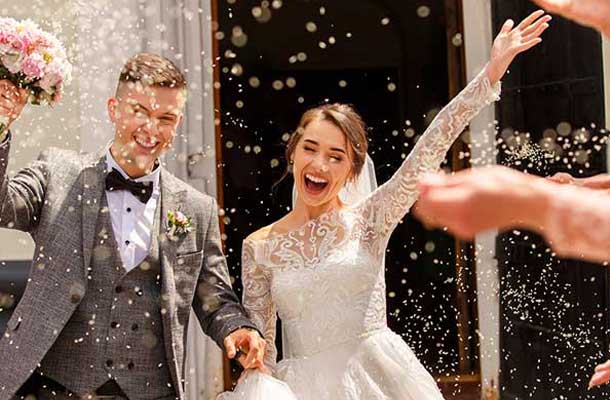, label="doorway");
[214,1,479,397]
